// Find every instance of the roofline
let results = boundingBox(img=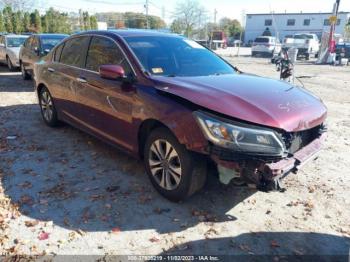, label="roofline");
[246,12,350,16]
